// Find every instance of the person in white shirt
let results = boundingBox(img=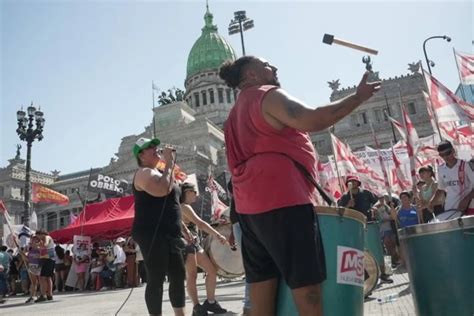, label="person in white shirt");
[113,237,127,288]
[431,141,474,216]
